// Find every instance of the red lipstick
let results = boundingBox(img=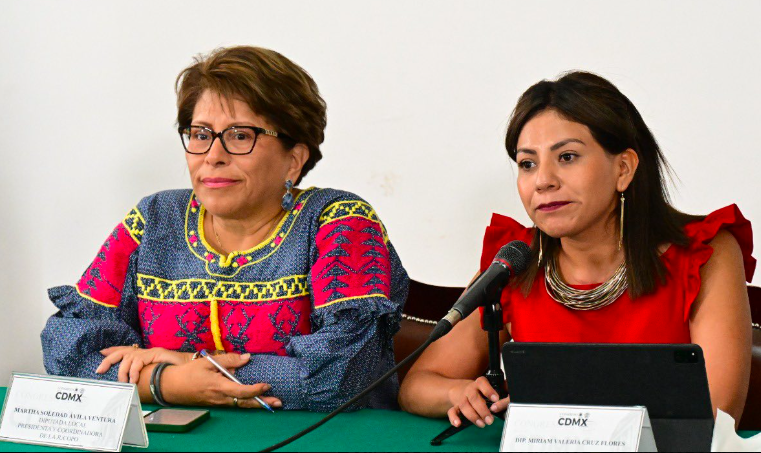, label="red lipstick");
[537,201,571,212]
